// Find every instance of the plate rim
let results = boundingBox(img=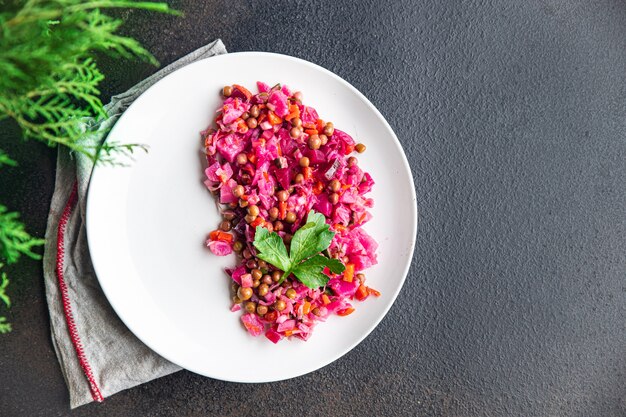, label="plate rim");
[86,50,419,382]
